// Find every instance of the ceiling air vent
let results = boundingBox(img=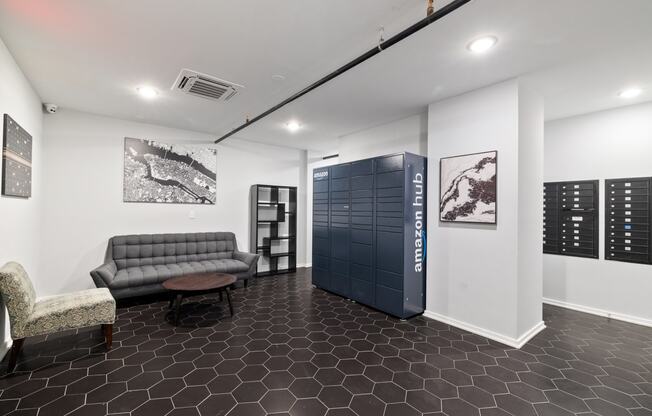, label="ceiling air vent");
[173,69,244,102]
